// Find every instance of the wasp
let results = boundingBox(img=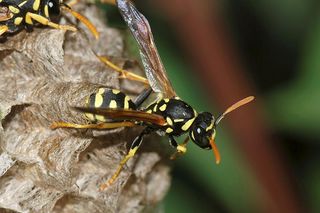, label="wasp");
[0,0,99,38]
[51,0,254,190]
